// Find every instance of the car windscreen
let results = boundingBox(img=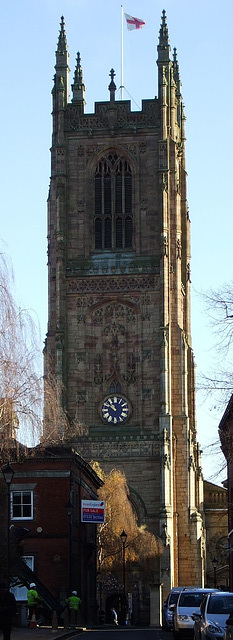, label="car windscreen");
[179,592,208,608]
[170,593,180,605]
[207,596,233,615]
